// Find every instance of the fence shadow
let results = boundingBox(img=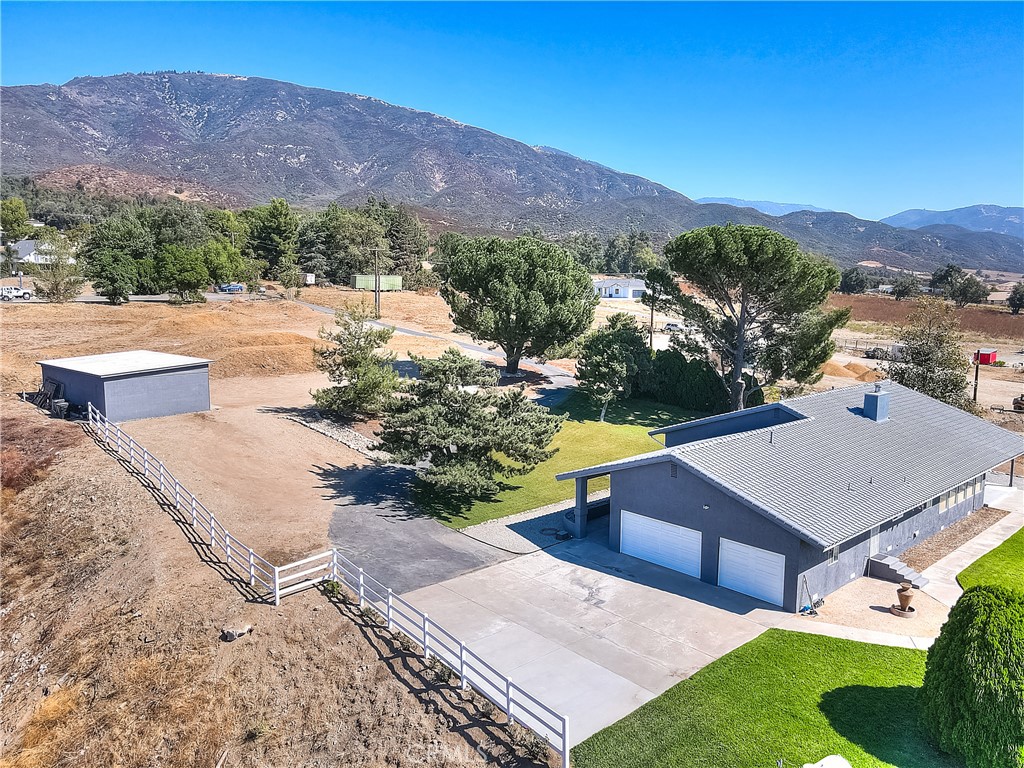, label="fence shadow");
[321,586,552,768]
[84,426,274,605]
